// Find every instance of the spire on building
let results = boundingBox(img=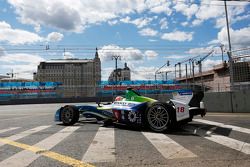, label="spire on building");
[95,47,99,59]
[124,62,130,70]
